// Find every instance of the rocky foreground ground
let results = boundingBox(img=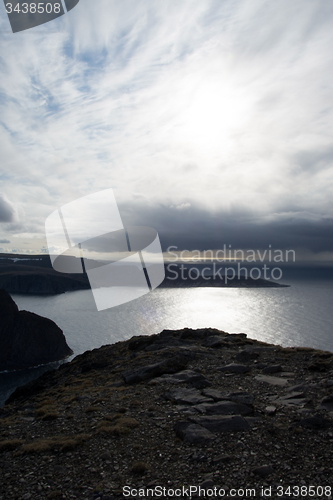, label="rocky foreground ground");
[1,328,333,500]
